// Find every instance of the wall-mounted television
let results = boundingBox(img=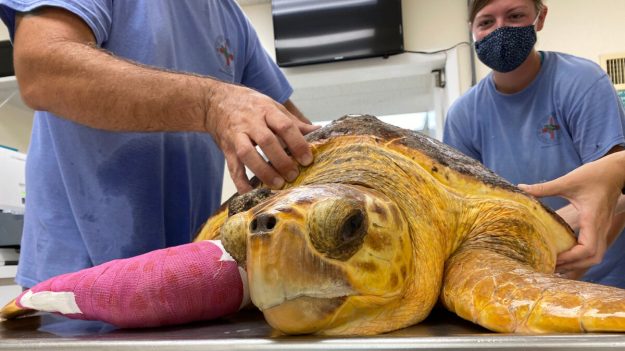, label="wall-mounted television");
[0,40,14,77]
[272,0,404,67]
